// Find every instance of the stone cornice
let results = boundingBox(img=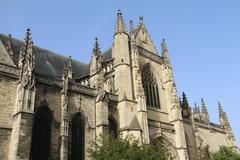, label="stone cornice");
[36,73,97,97]
[148,119,175,133]
[194,120,226,134]
[0,62,19,78]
